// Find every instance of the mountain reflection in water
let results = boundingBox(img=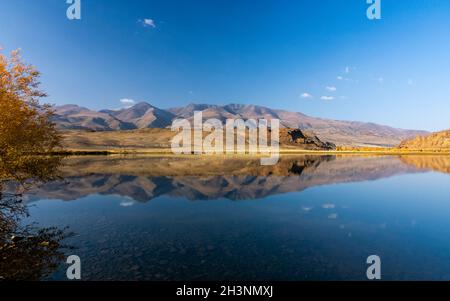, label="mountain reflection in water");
[19,154,450,281]
[25,155,426,203]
